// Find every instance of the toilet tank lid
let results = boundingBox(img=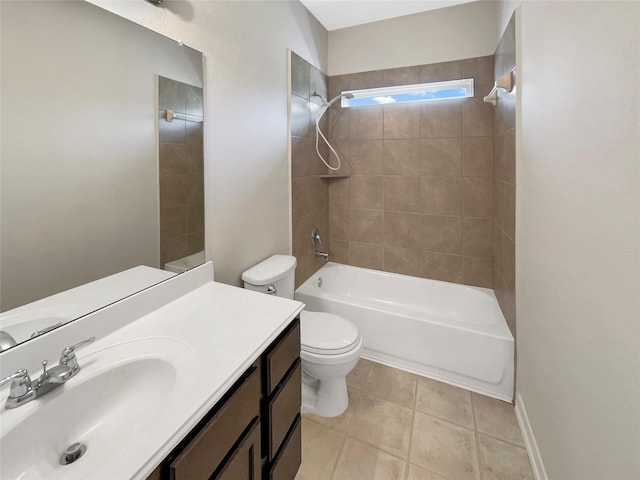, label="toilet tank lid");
[241,255,297,285]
